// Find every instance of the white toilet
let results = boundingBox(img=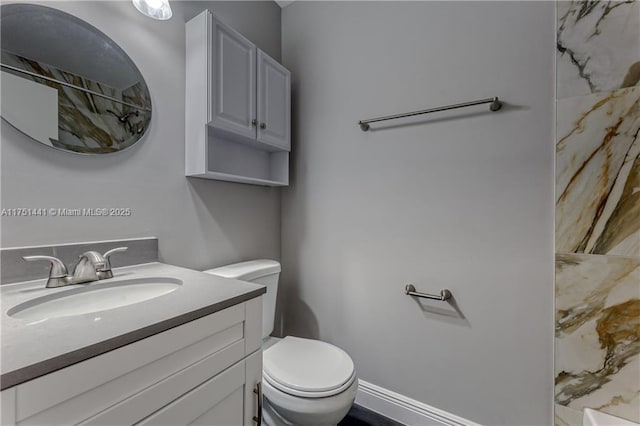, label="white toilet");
[205,260,358,426]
